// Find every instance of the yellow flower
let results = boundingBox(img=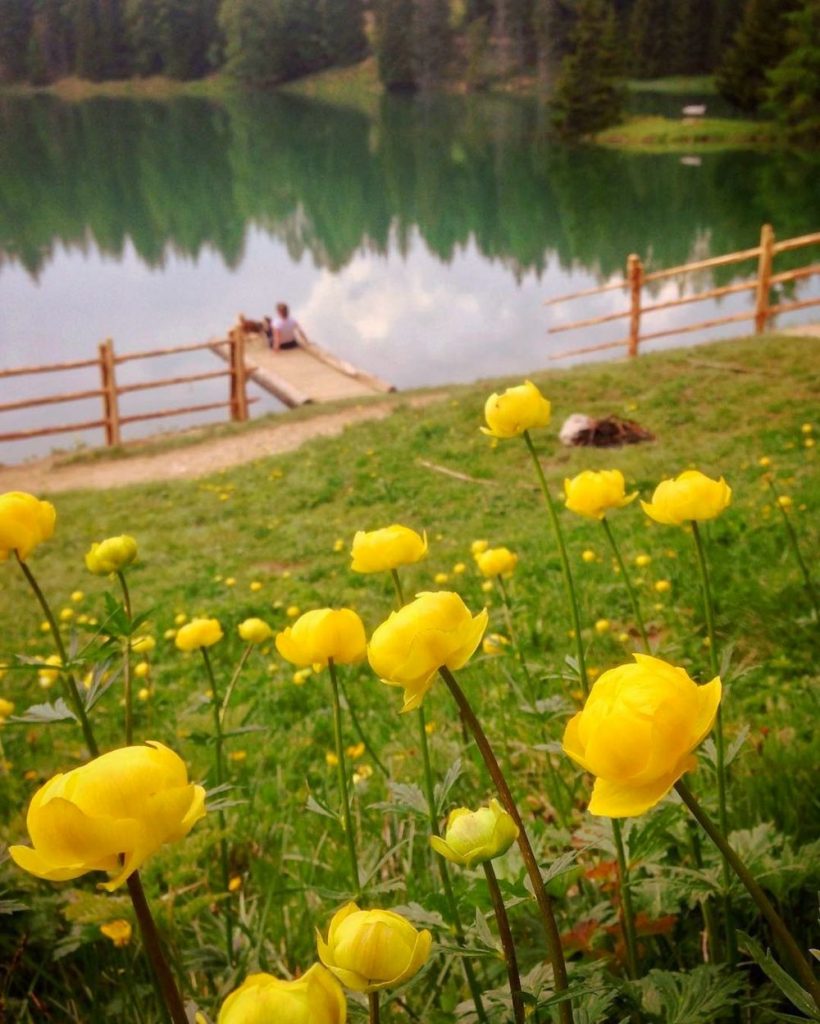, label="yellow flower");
[350,524,427,574]
[38,654,62,689]
[228,875,242,892]
[238,618,274,645]
[471,539,489,556]
[480,580,494,593]
[326,751,339,767]
[131,635,156,654]
[641,471,732,525]
[352,764,373,786]
[801,423,813,434]
[333,538,345,552]
[482,633,510,656]
[228,750,247,763]
[276,609,367,668]
[758,456,772,468]
[429,799,519,868]
[59,607,74,622]
[100,919,132,947]
[434,572,449,584]
[562,654,721,817]
[346,742,365,760]
[134,661,150,679]
[654,580,671,593]
[317,902,431,993]
[286,605,301,618]
[175,618,223,652]
[0,697,15,723]
[225,577,237,587]
[481,380,551,439]
[84,535,138,575]
[137,687,151,701]
[564,470,637,520]
[424,720,436,735]
[70,590,84,603]
[9,741,206,890]
[0,492,56,562]
[594,619,610,635]
[293,669,311,686]
[581,549,597,563]
[368,592,488,713]
[453,562,467,574]
[249,580,263,592]
[174,613,188,626]
[475,547,518,578]
[218,965,346,1024]
[634,554,651,568]
[776,495,793,509]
